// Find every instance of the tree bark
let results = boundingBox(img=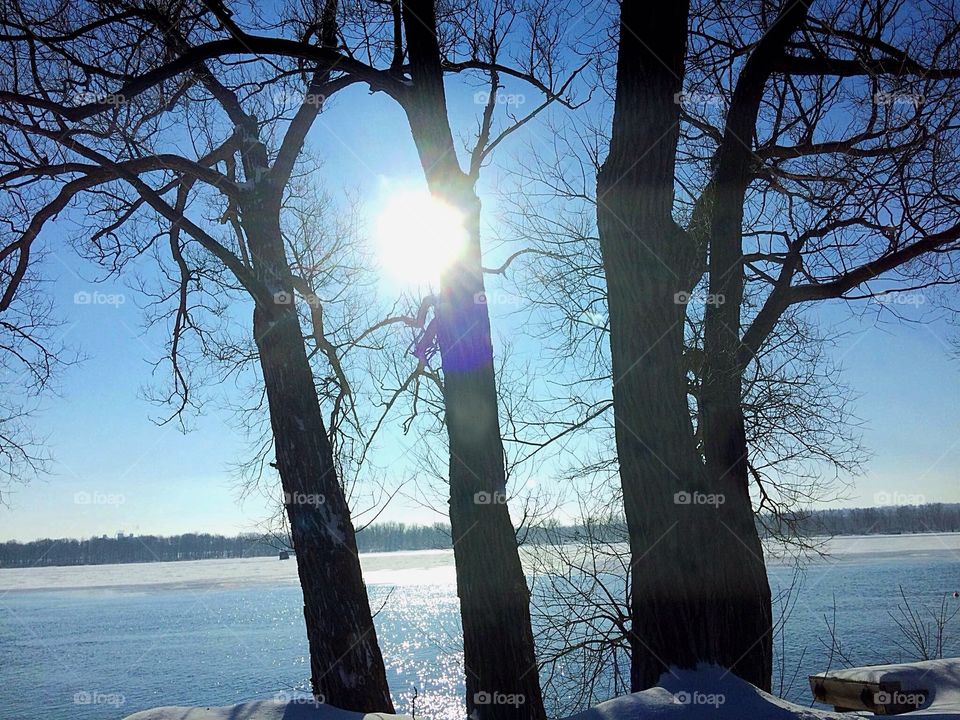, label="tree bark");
[244,195,395,713]
[598,0,772,691]
[439,184,545,720]
[694,1,814,691]
[397,2,547,717]
[699,135,775,692]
